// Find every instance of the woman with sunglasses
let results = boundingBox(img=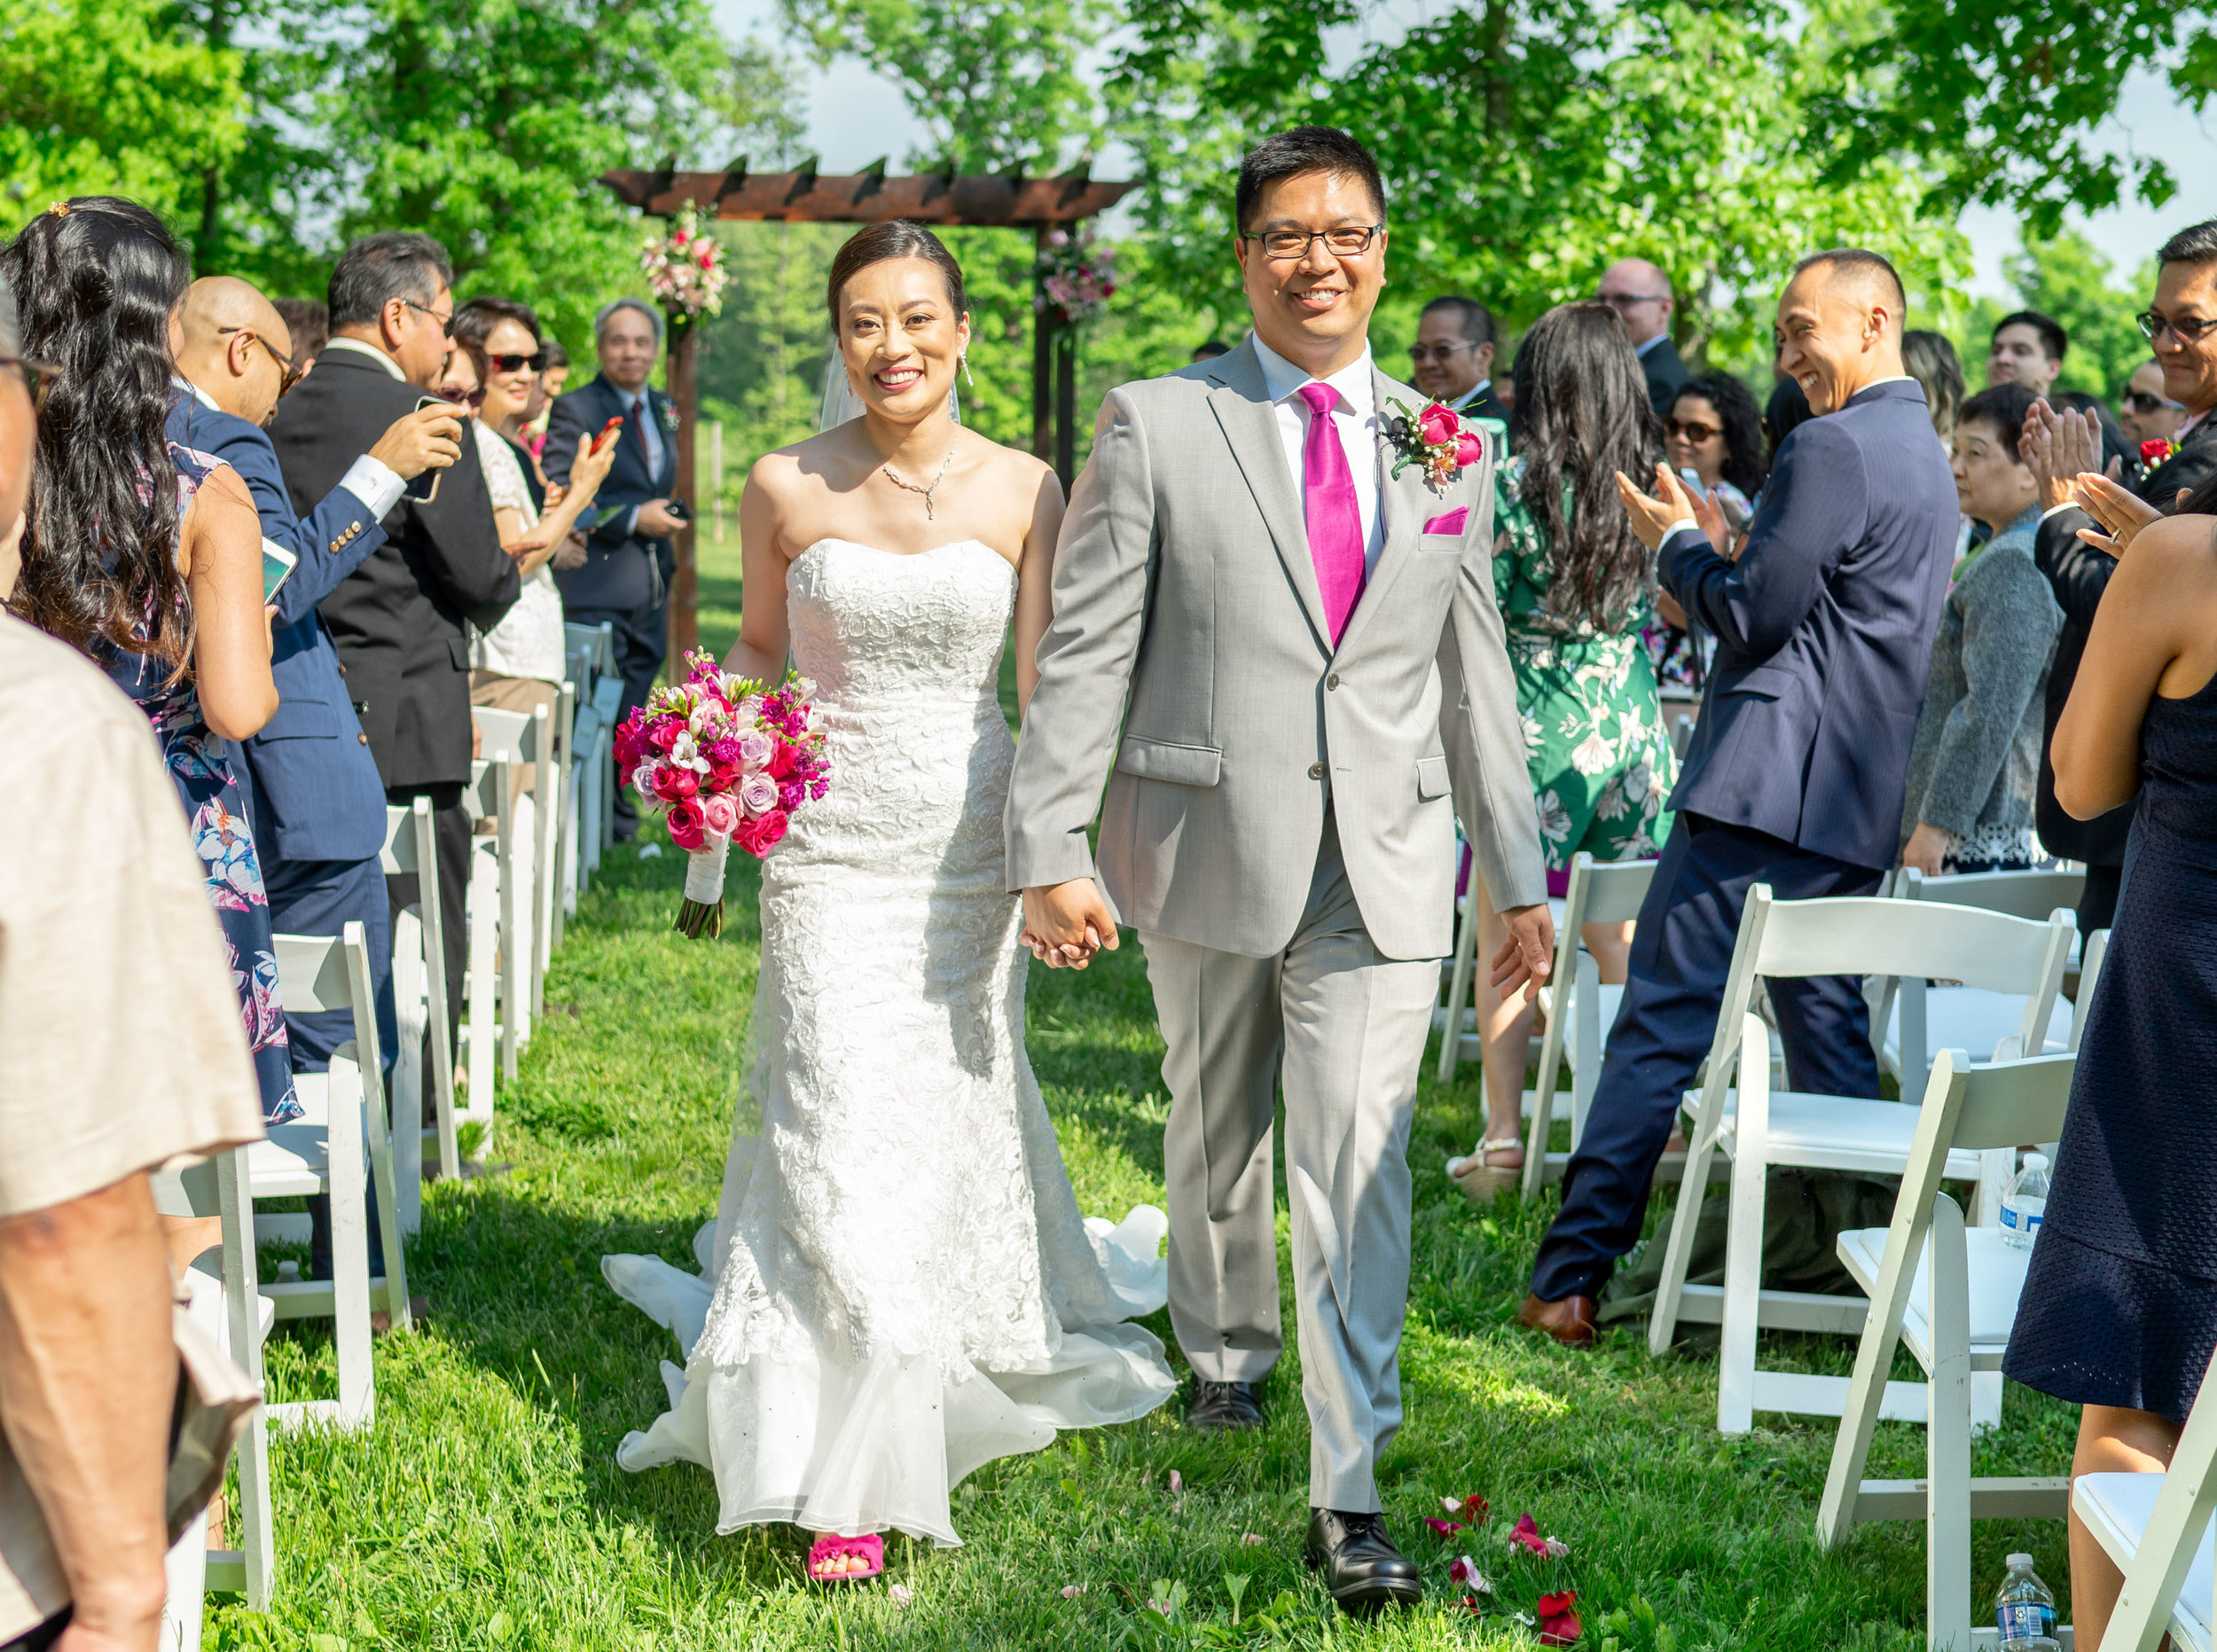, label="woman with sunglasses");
[445,299,618,771]
[1647,372,1767,700]
[3,196,299,1125]
[1445,301,1679,1201]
